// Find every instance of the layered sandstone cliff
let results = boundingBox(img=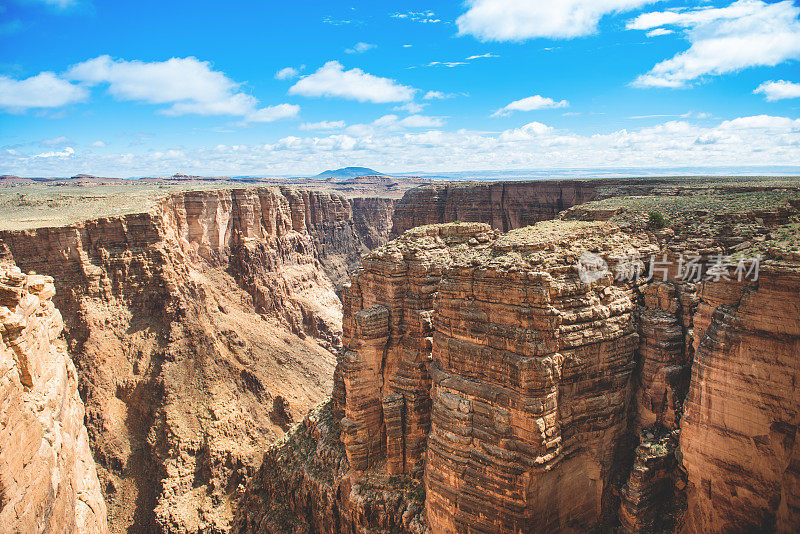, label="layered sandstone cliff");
[391,181,600,235]
[237,220,673,532]
[0,186,395,533]
[0,261,108,533]
[680,264,800,533]
[240,193,800,534]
